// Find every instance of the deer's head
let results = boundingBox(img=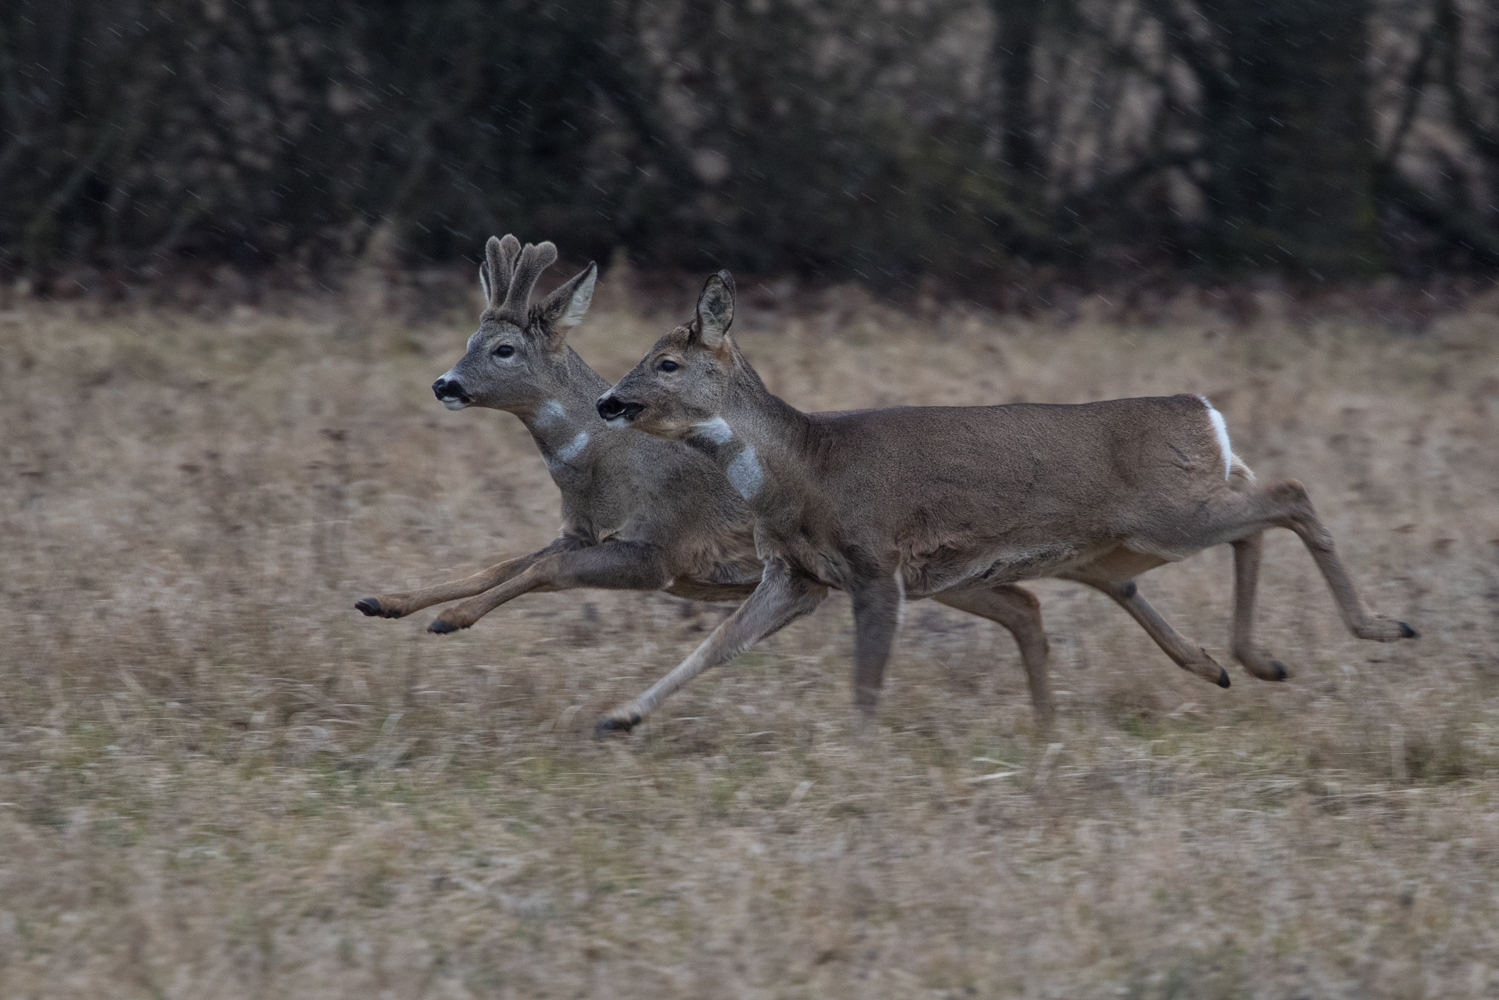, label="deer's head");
[597,270,737,438]
[432,235,596,415]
